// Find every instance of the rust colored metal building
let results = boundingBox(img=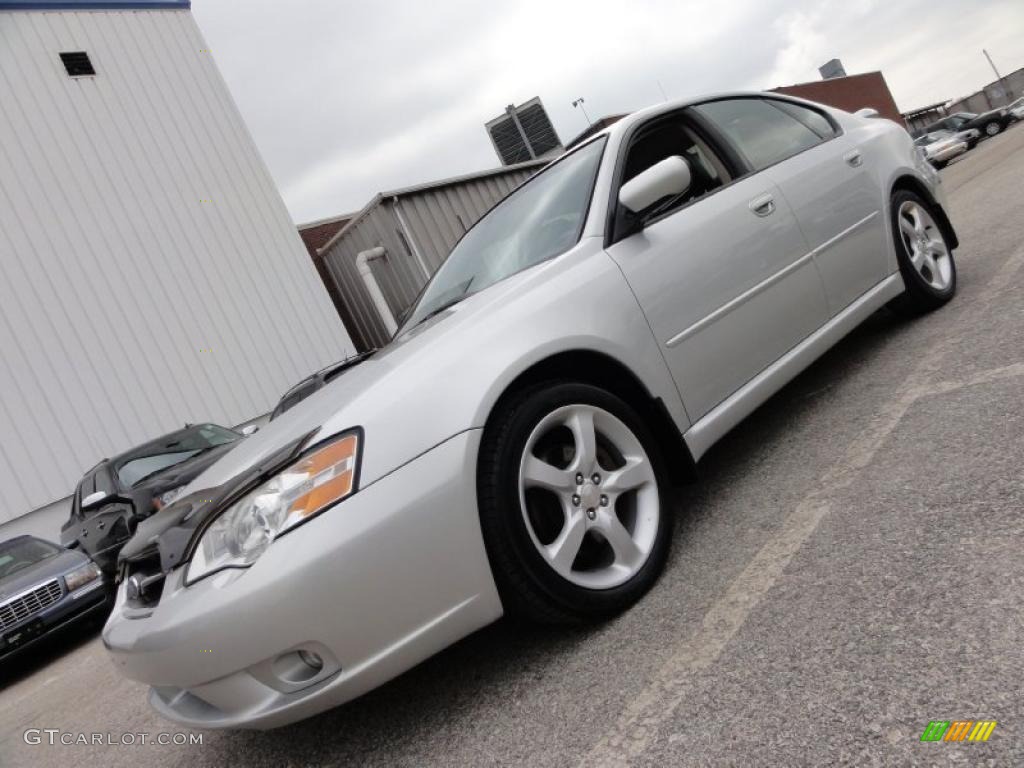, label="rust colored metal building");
[298,213,359,353]
[772,71,906,127]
